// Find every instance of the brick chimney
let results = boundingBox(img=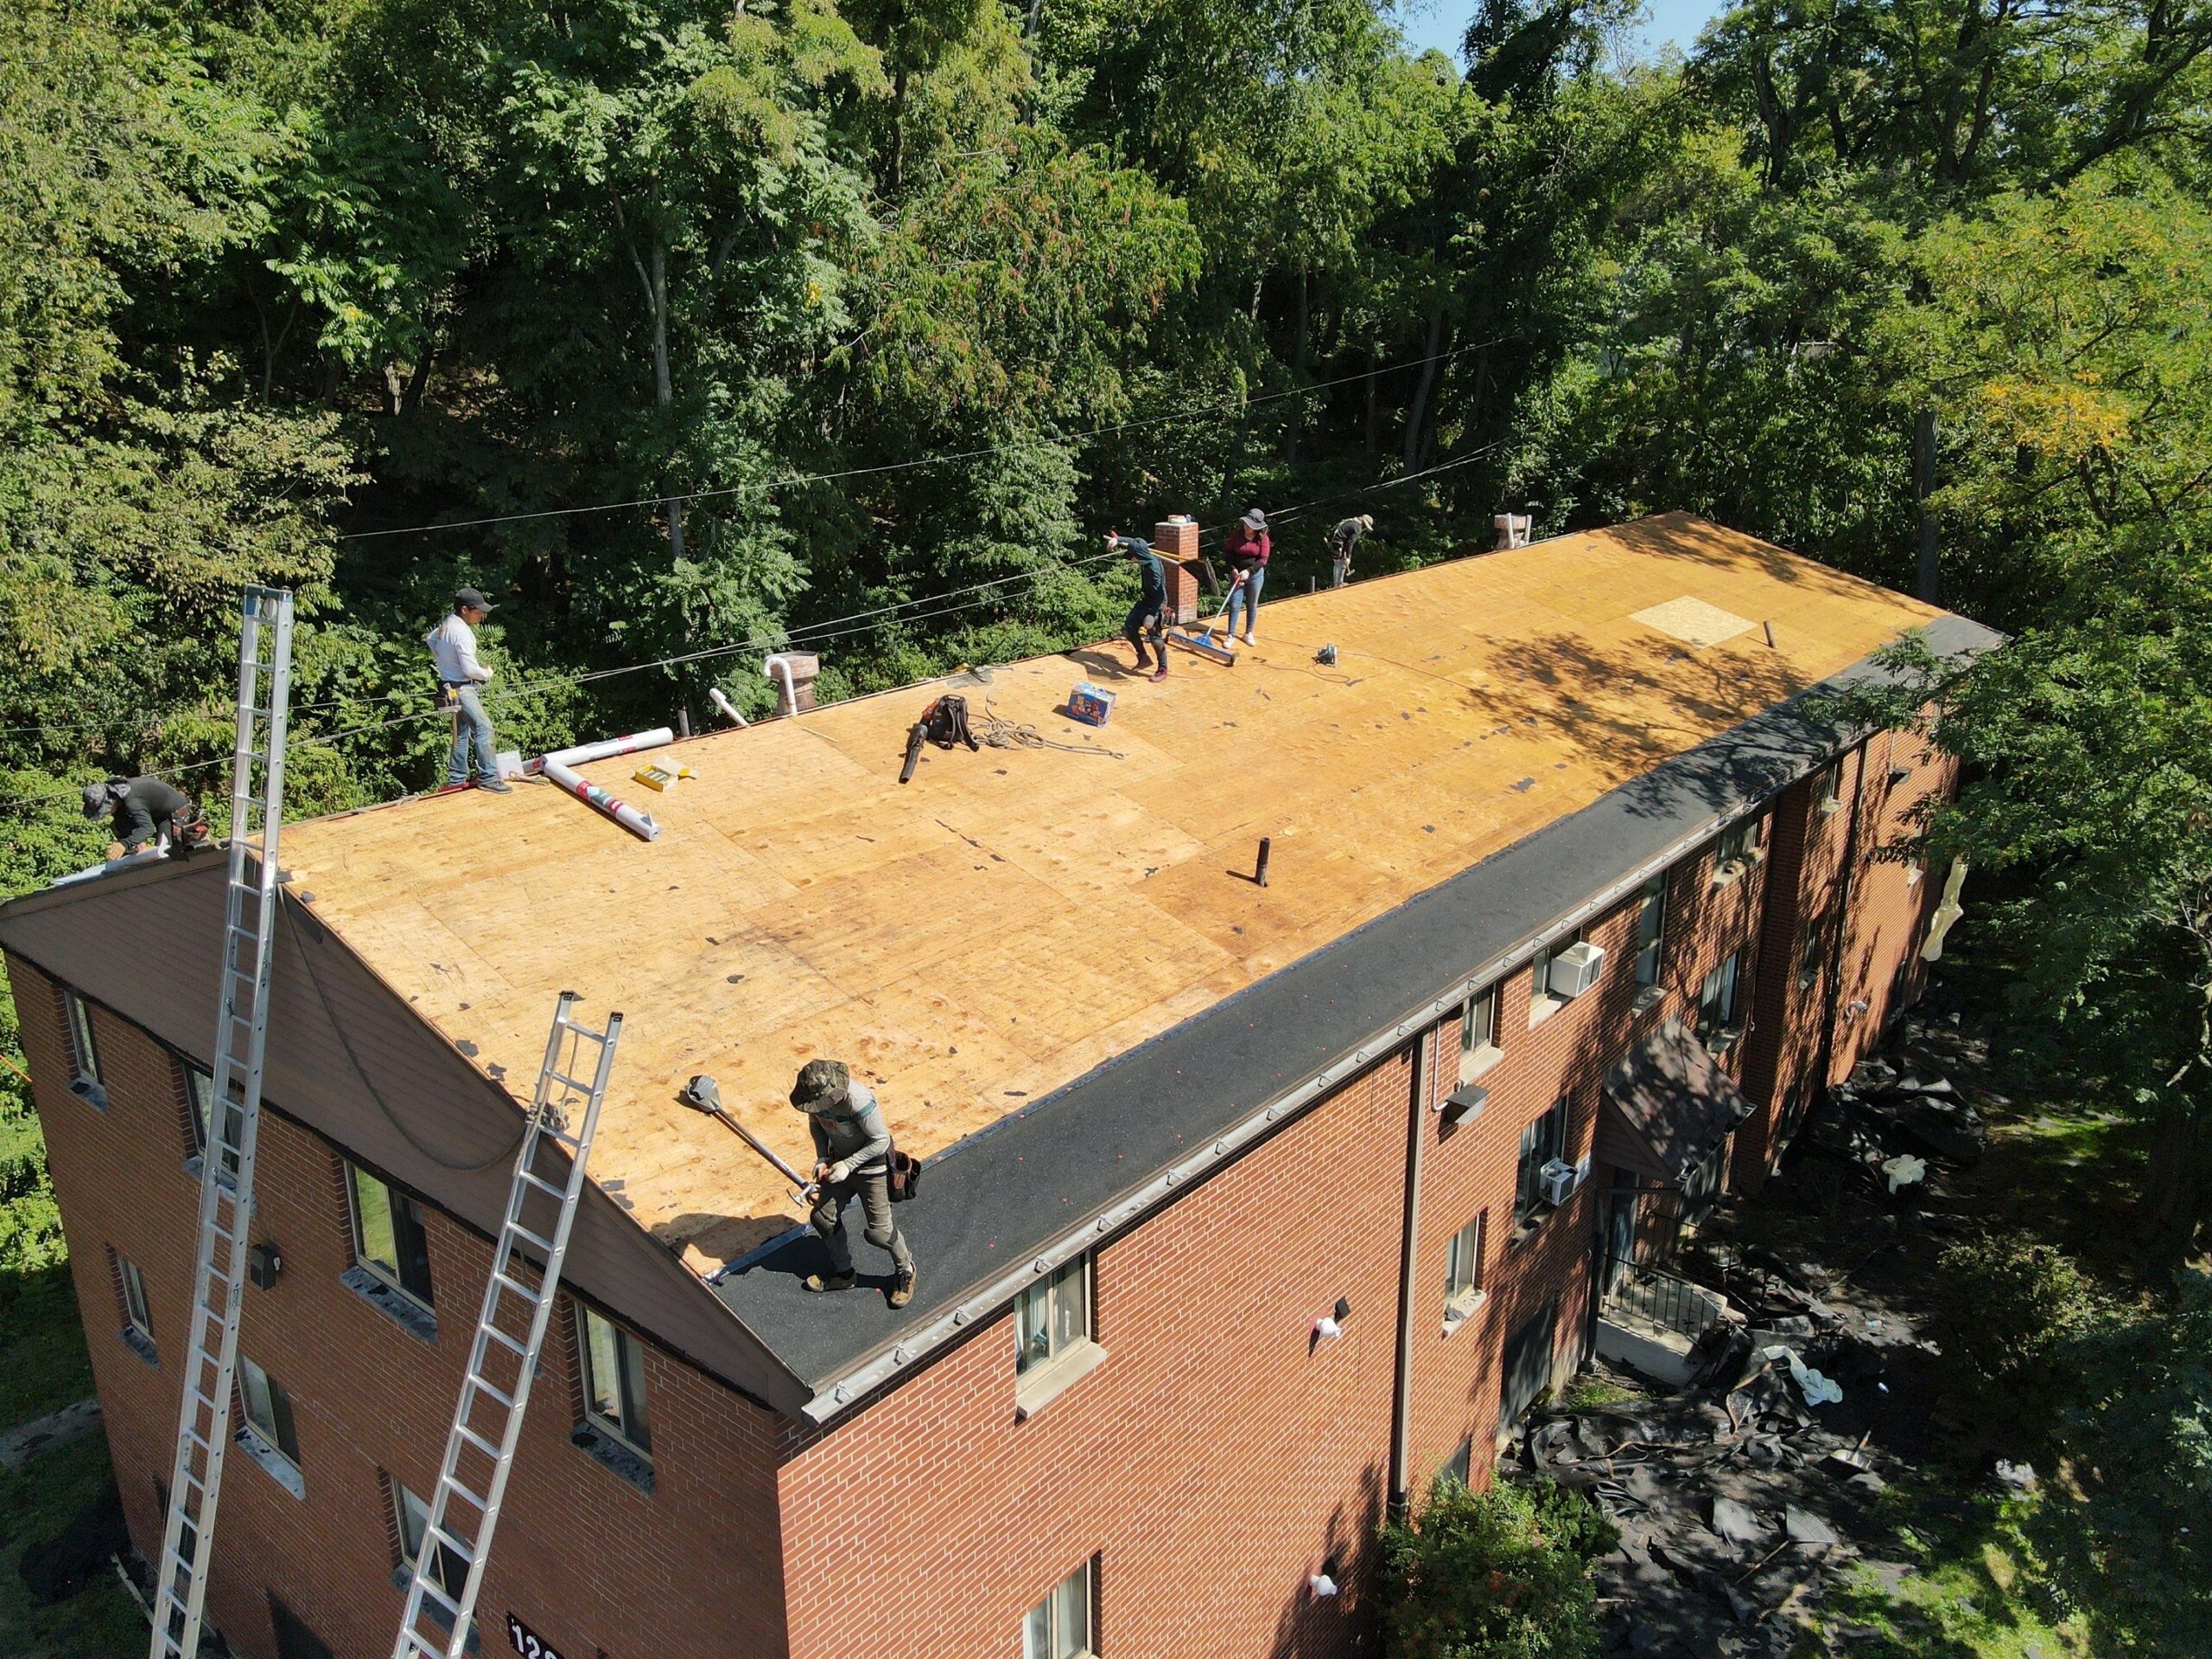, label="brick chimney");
[1493,513,1532,550]
[1153,517,1201,624]
[765,652,821,715]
